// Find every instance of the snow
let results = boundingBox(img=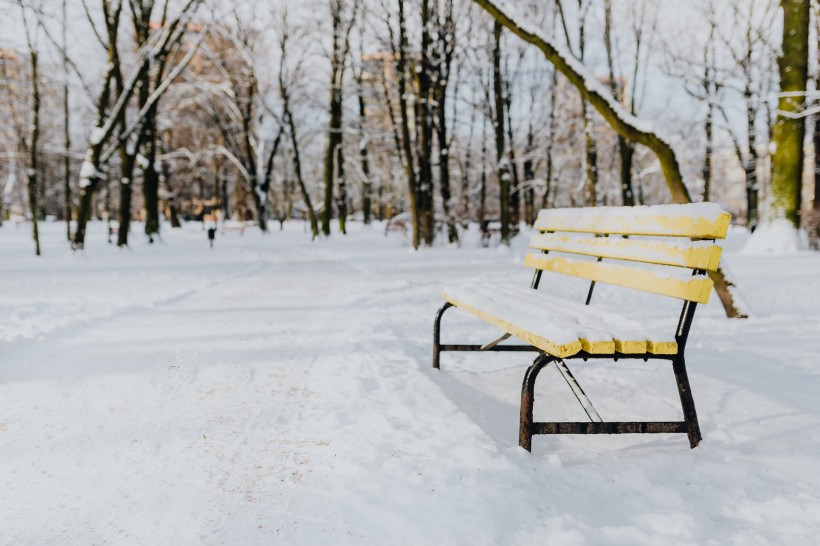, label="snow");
[536,203,730,238]
[78,152,98,188]
[2,222,820,544]
[89,126,105,146]
[741,219,809,254]
[125,135,138,156]
[542,202,728,223]
[444,283,676,352]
